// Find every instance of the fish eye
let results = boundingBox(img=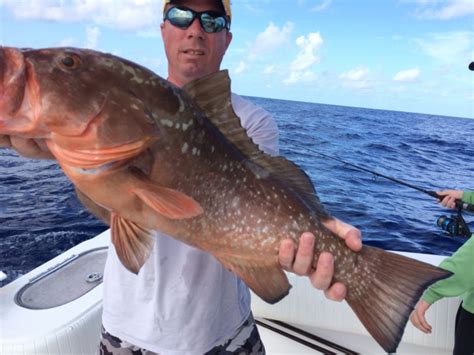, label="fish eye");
[59,54,82,70]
